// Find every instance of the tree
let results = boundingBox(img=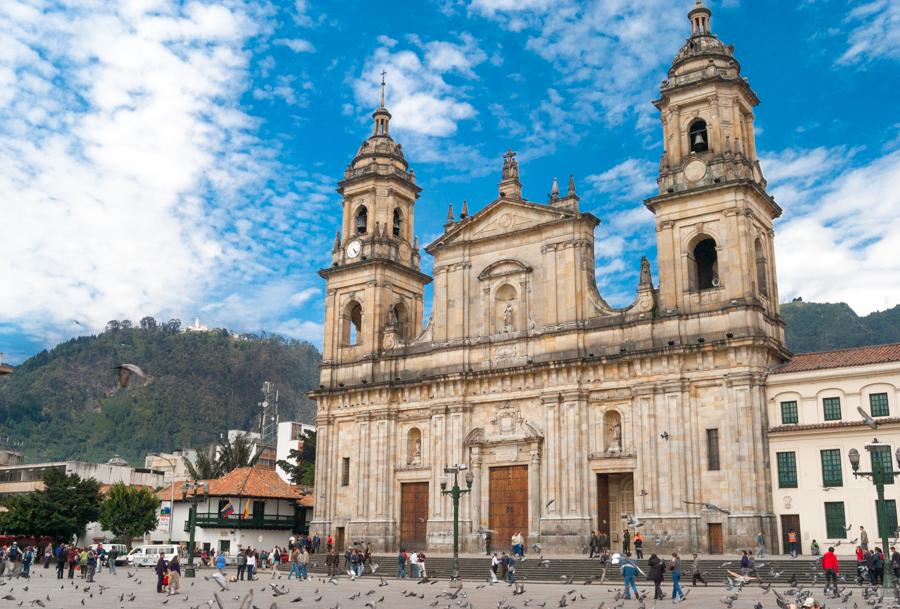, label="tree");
[183,434,261,481]
[0,469,100,540]
[139,316,157,330]
[276,430,316,486]
[98,482,159,546]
